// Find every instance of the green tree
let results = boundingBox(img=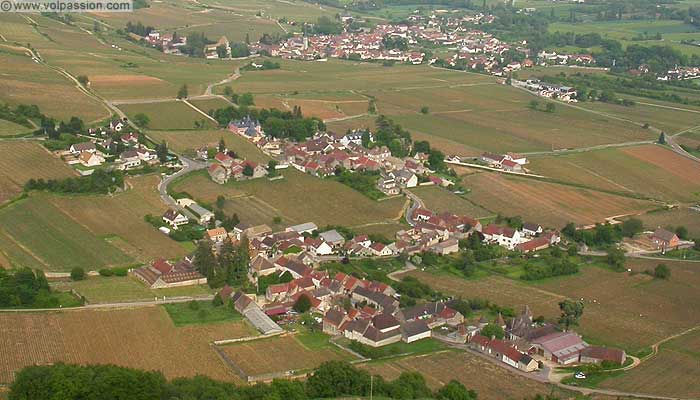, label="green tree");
[436,380,477,400]
[133,113,150,128]
[216,44,228,59]
[216,195,225,210]
[238,92,254,106]
[675,226,688,240]
[293,294,312,313]
[606,246,626,271]
[194,240,217,284]
[480,323,505,339]
[177,84,188,99]
[77,75,90,86]
[621,218,643,237]
[361,130,371,147]
[420,106,430,114]
[156,140,169,163]
[70,267,86,281]
[545,102,556,113]
[654,263,671,279]
[218,137,226,153]
[558,300,584,331]
[243,164,254,177]
[658,132,667,144]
